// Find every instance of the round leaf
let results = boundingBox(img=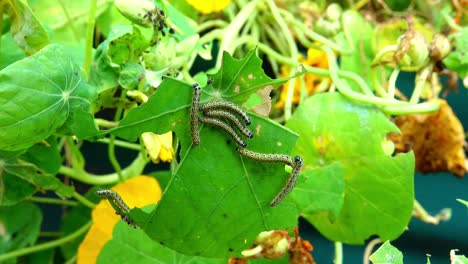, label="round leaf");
[286,93,415,244]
